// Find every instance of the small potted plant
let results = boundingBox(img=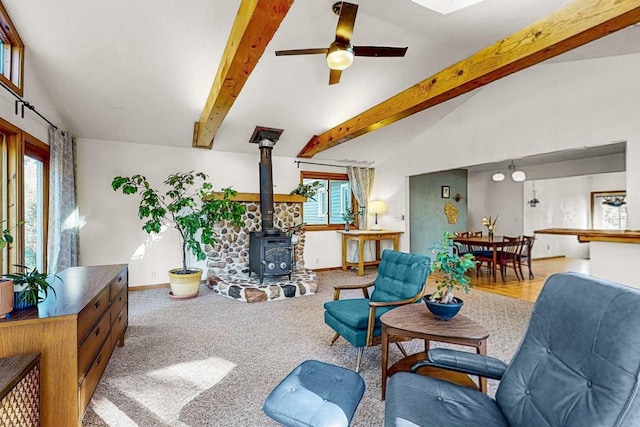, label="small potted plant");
[290,181,322,200]
[5,264,59,310]
[112,171,246,299]
[342,208,357,231]
[282,222,306,244]
[424,230,476,320]
[0,221,16,317]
